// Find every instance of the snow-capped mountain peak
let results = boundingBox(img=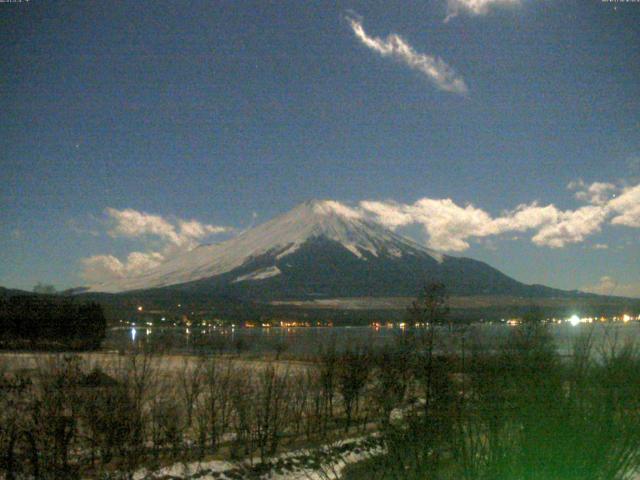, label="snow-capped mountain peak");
[87,200,442,293]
